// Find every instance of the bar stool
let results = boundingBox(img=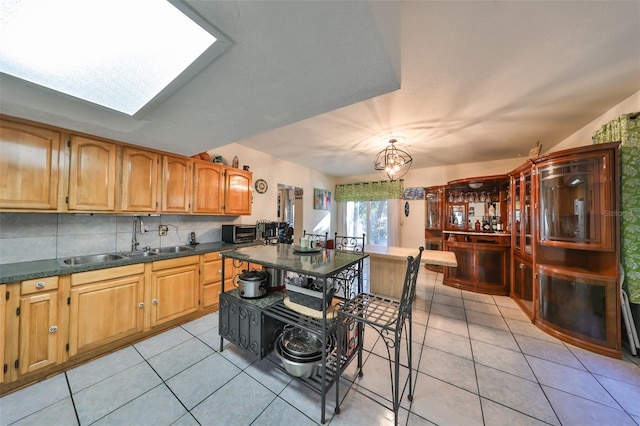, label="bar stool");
[335,247,424,425]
